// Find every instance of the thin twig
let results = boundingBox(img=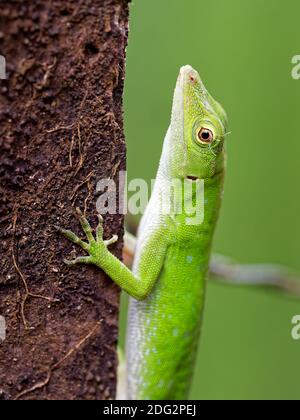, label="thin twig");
[14,321,102,400]
[84,176,93,217]
[74,122,84,176]
[46,122,75,133]
[69,131,76,167]
[210,254,300,297]
[111,160,121,179]
[70,170,95,202]
[12,209,59,330]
